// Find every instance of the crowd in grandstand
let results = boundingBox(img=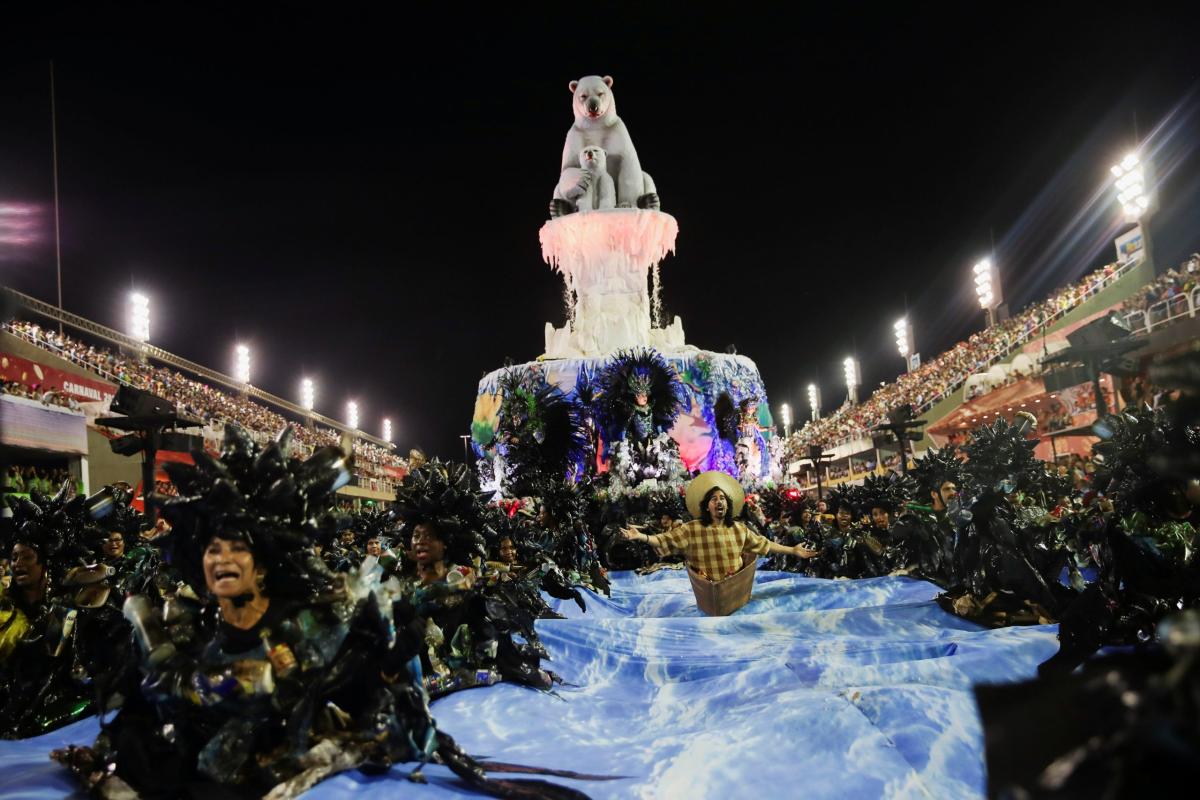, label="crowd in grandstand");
[3,464,79,496]
[1,380,81,410]
[1118,261,1199,325]
[790,256,1191,448]
[3,321,406,473]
